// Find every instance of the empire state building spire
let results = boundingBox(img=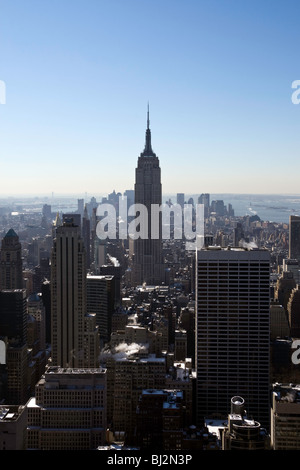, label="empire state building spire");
[133,106,164,286]
[141,103,156,157]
